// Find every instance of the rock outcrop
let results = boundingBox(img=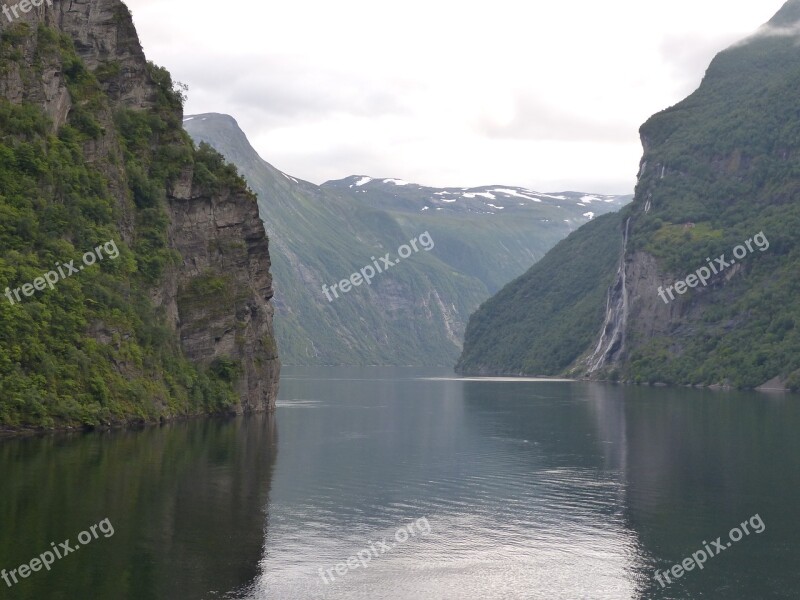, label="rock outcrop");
[167,177,280,412]
[0,0,280,424]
